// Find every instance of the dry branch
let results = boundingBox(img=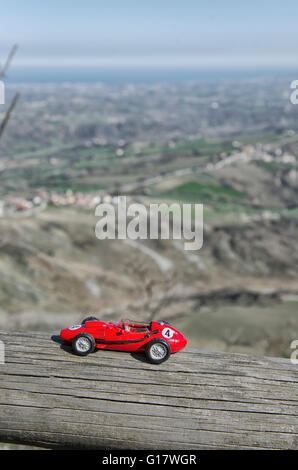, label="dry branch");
[0,44,19,141]
[0,44,18,81]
